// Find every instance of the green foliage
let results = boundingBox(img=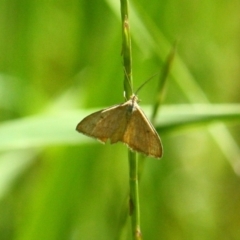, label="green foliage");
[0,0,240,239]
